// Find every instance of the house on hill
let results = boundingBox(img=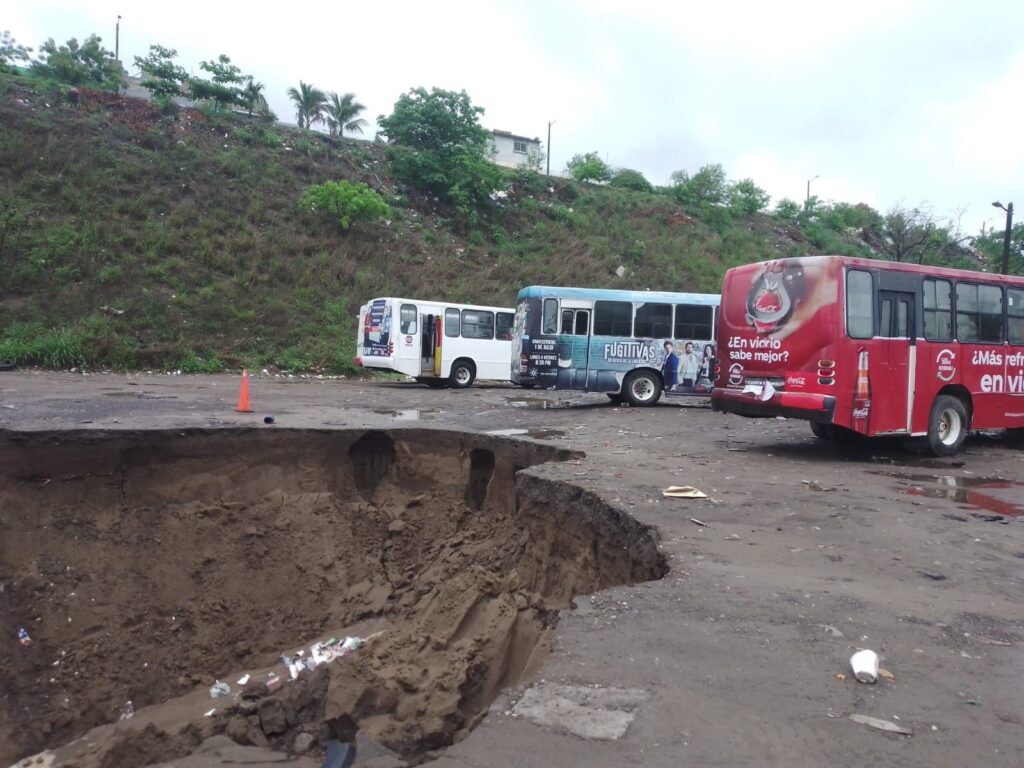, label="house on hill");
[490,129,541,169]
